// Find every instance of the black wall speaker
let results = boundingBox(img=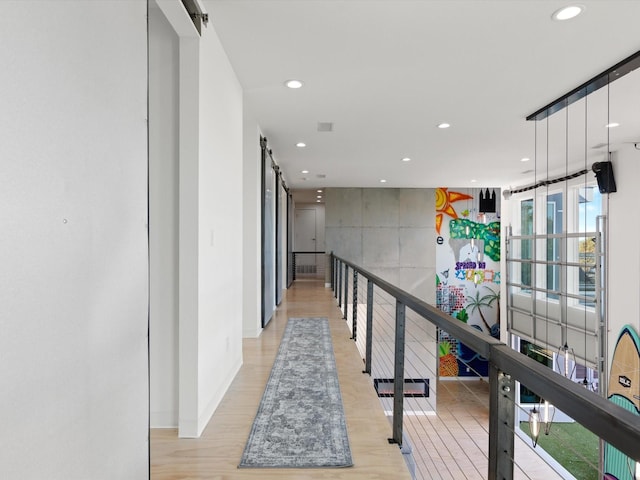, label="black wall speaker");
[592,161,617,194]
